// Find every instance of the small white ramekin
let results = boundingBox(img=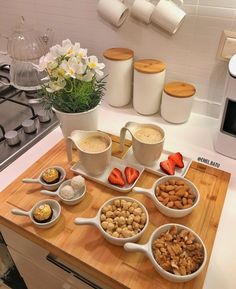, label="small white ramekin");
[133,175,200,218]
[74,196,149,246]
[124,223,207,282]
